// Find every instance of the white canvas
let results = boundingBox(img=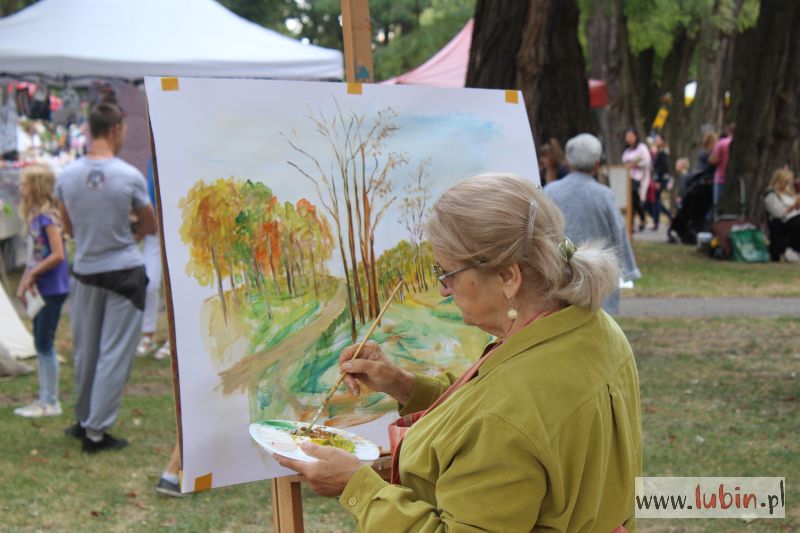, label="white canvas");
[145,77,539,492]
